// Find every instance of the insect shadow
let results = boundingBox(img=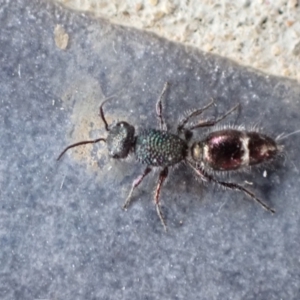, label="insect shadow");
[58,82,280,231]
